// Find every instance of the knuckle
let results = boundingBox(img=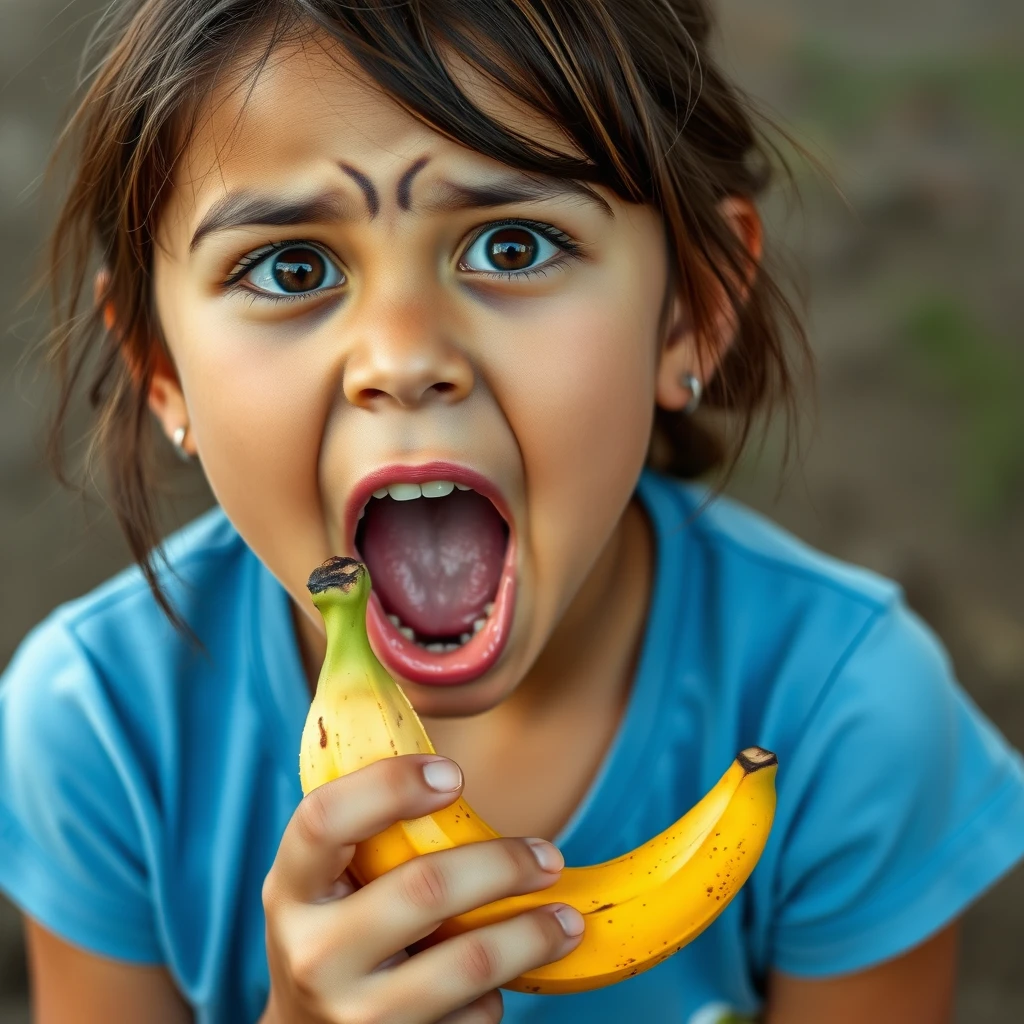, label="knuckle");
[399,856,450,913]
[260,870,280,912]
[296,786,334,847]
[536,907,570,951]
[457,935,501,988]
[378,754,418,805]
[504,839,536,878]
[283,944,329,1009]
